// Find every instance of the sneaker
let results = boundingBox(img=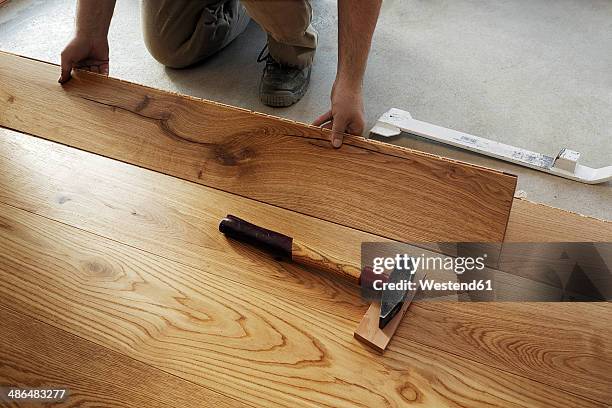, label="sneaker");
[257,46,311,107]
